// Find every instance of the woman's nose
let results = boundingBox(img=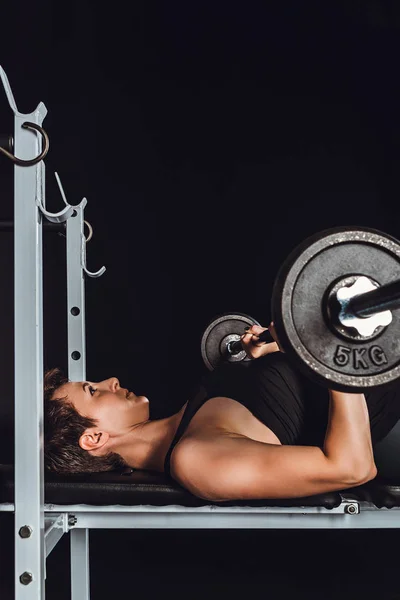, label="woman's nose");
[97,377,120,392]
[110,377,120,392]
[99,377,120,392]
